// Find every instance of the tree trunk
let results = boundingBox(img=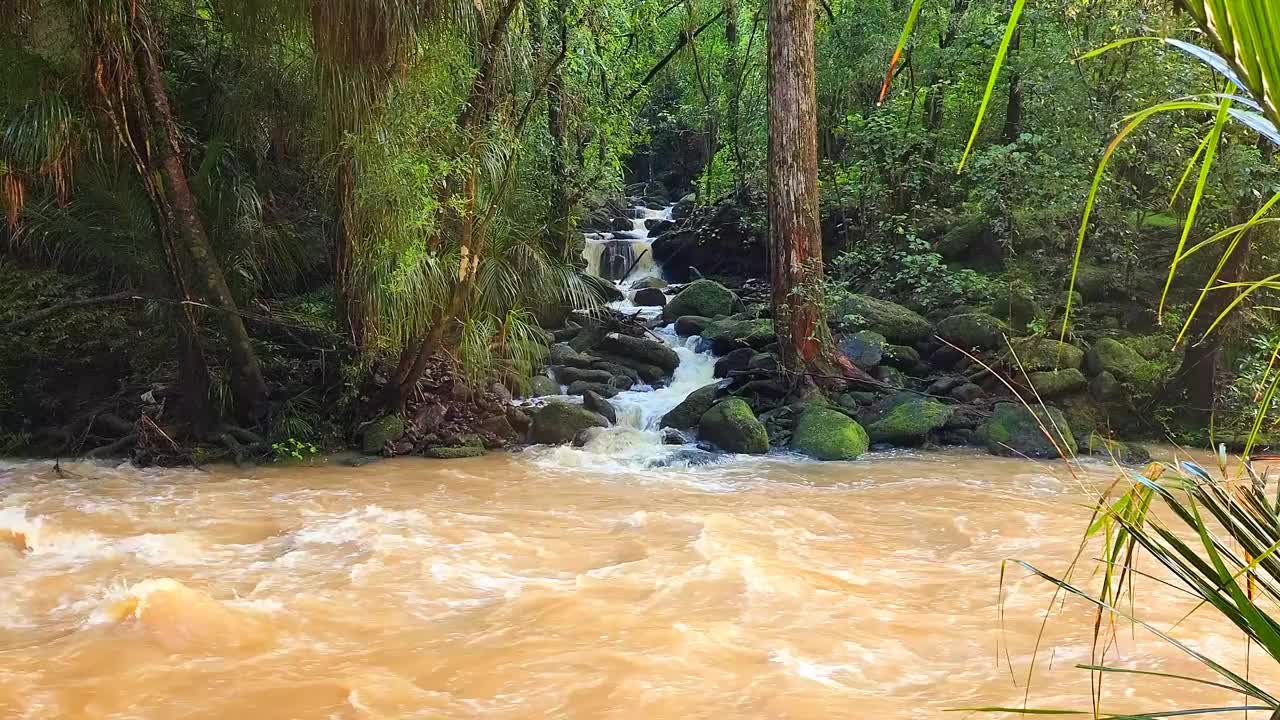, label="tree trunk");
[547,0,571,258]
[767,0,855,379]
[723,0,743,196]
[1001,5,1023,144]
[334,149,365,349]
[135,12,269,422]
